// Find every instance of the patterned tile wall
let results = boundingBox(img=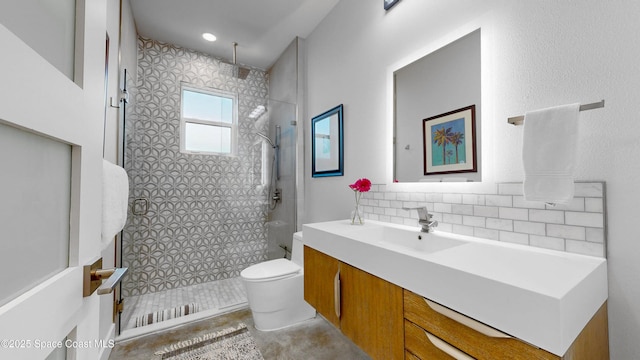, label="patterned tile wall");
[361,182,606,257]
[122,37,271,296]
